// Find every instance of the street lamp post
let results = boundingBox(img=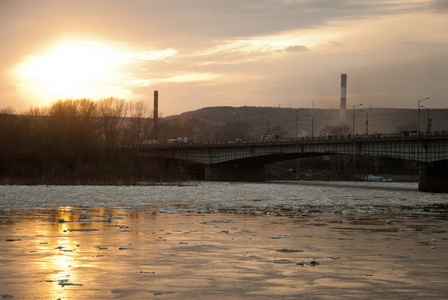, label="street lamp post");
[245,114,248,142]
[261,118,270,134]
[420,105,430,134]
[305,114,314,138]
[417,97,429,138]
[352,103,363,135]
[359,110,368,135]
[234,110,253,142]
